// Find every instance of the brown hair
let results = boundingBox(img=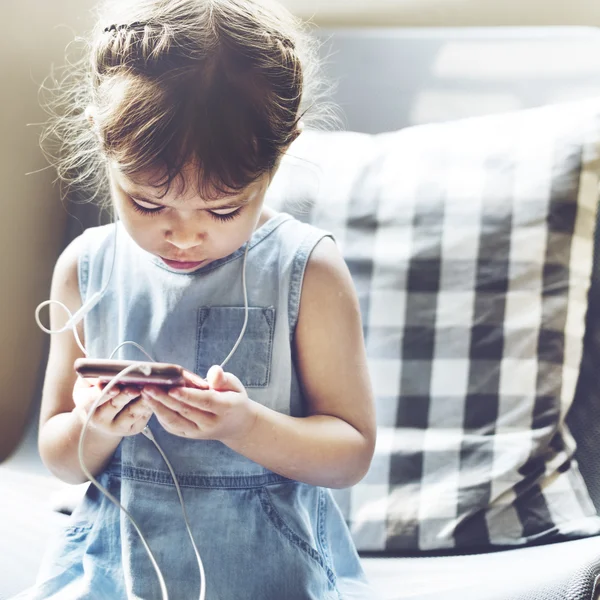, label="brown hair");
[41,0,338,206]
